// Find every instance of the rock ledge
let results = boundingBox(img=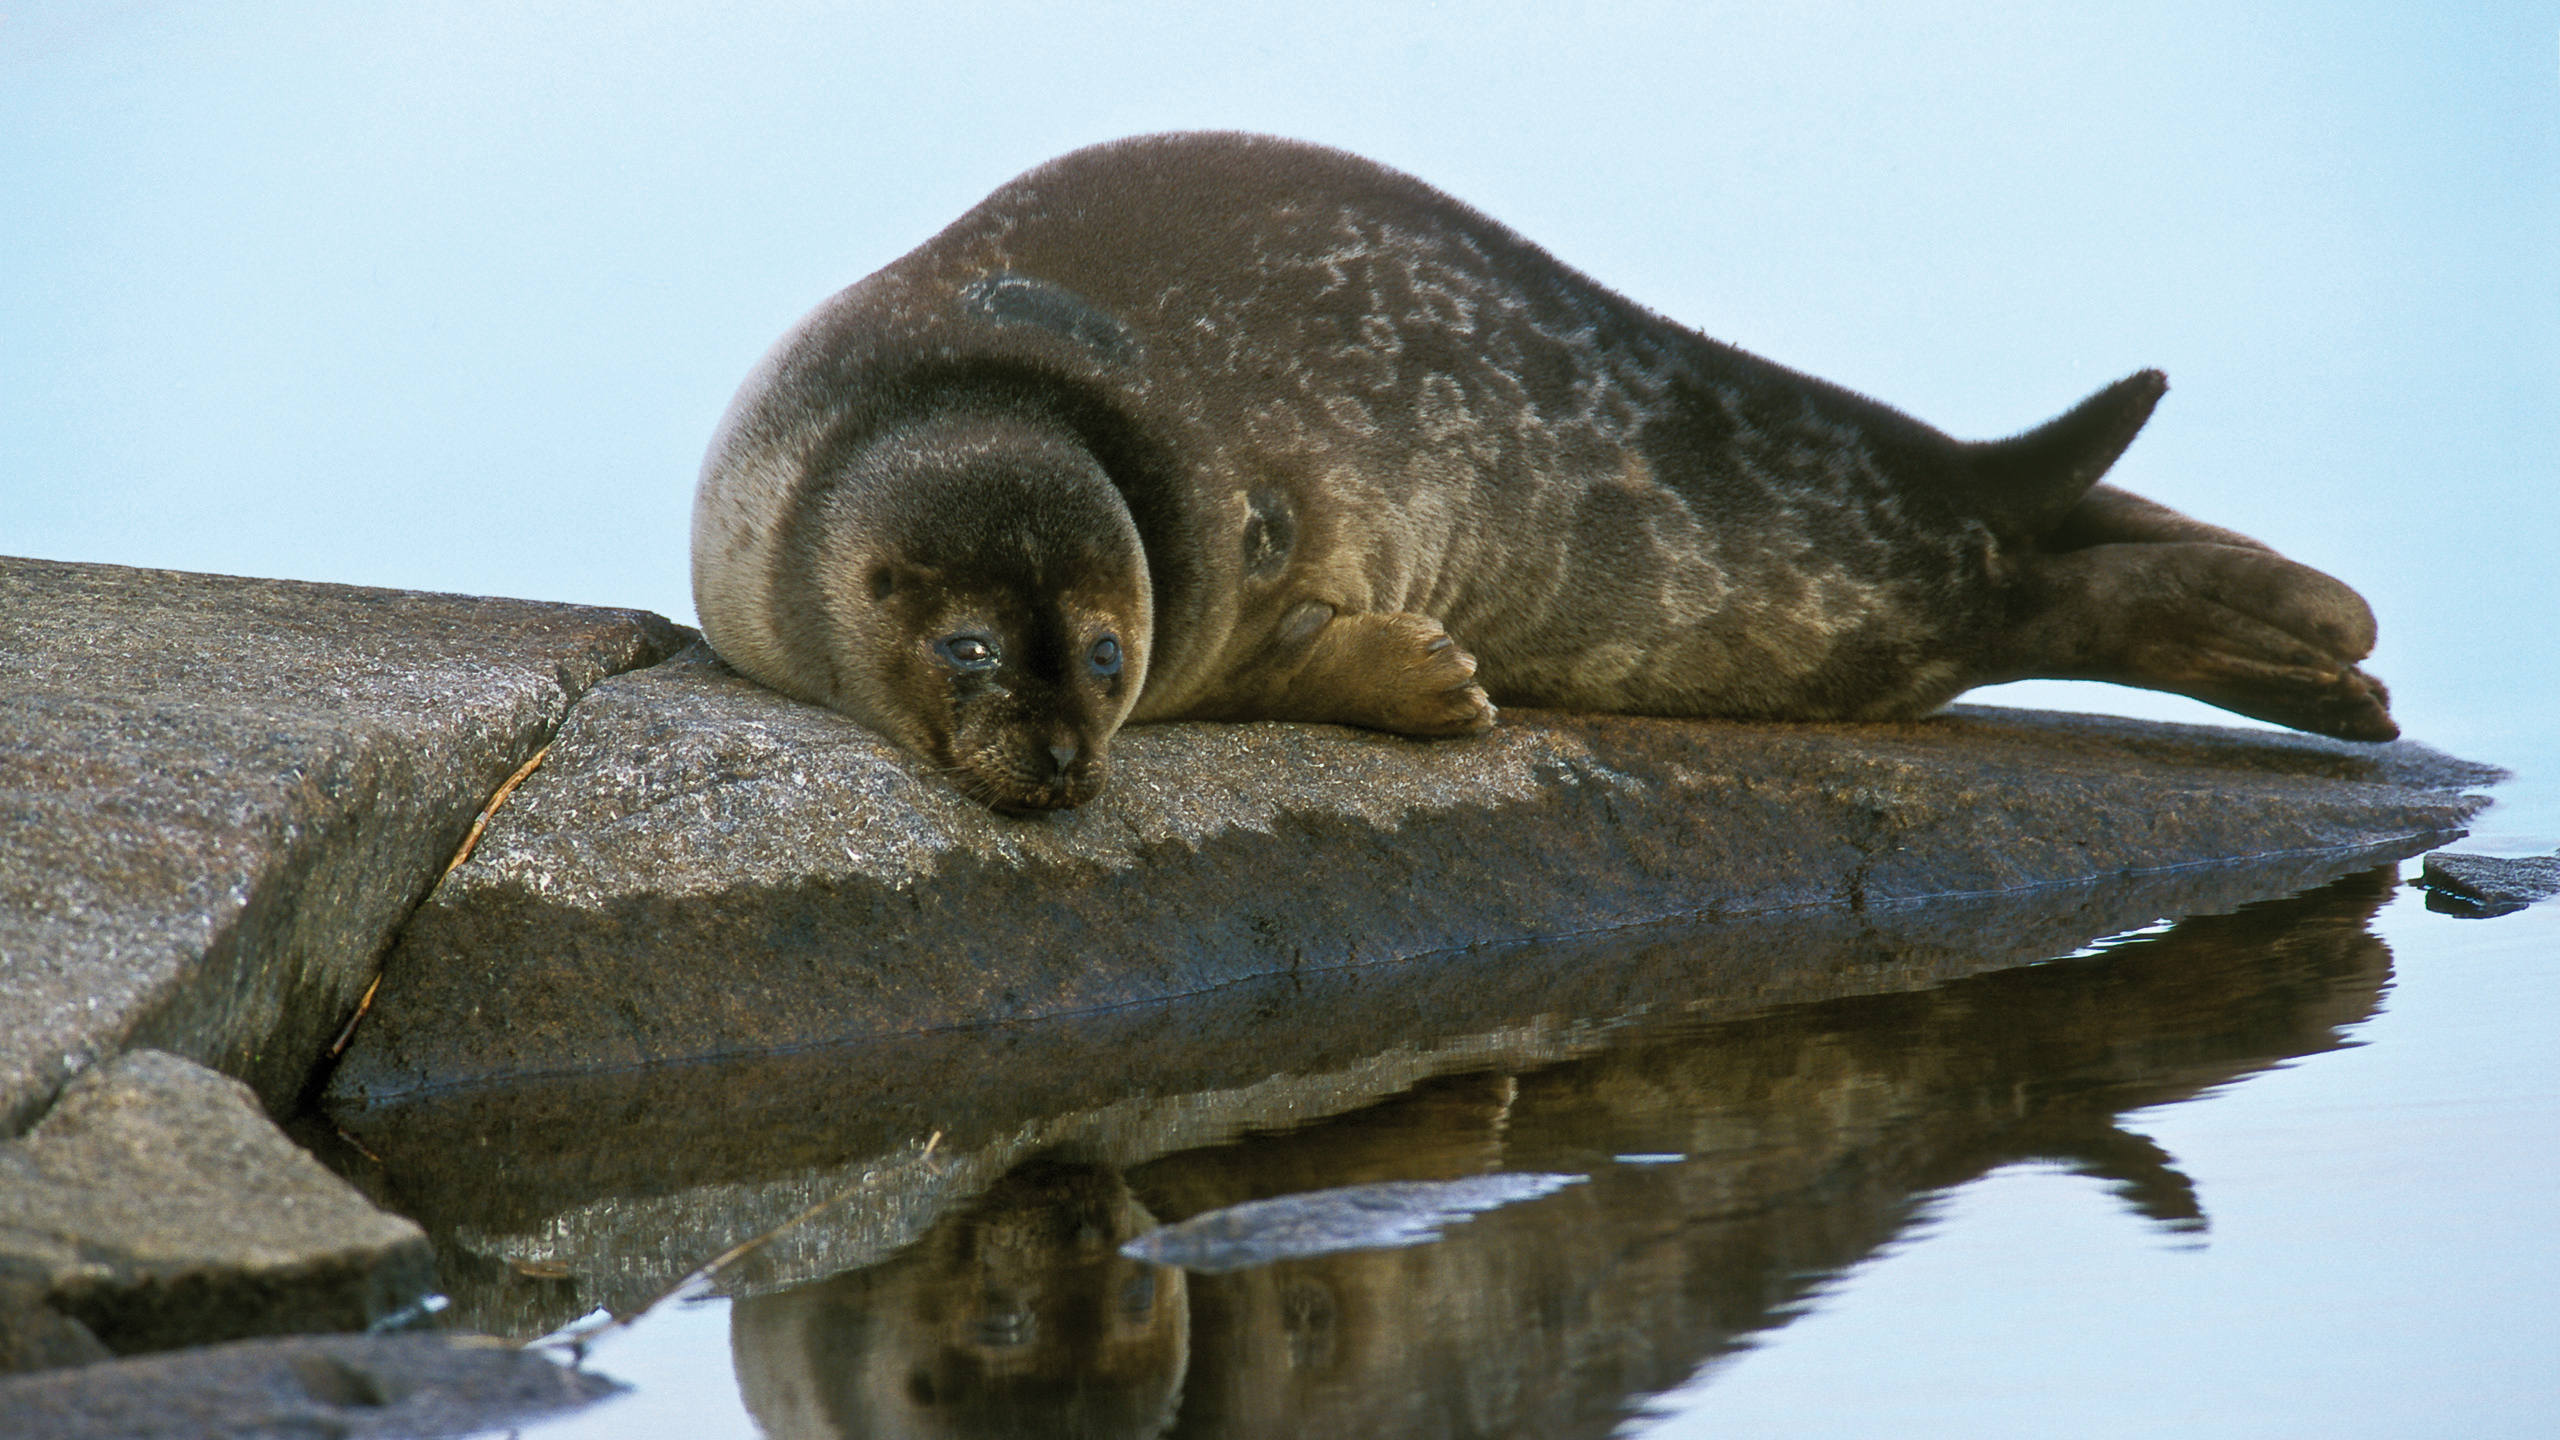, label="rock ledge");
[329,644,2493,1103]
